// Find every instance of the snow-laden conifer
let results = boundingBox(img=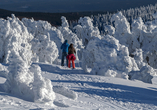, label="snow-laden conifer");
[3,52,56,103]
[22,17,63,59]
[0,14,33,65]
[74,17,101,47]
